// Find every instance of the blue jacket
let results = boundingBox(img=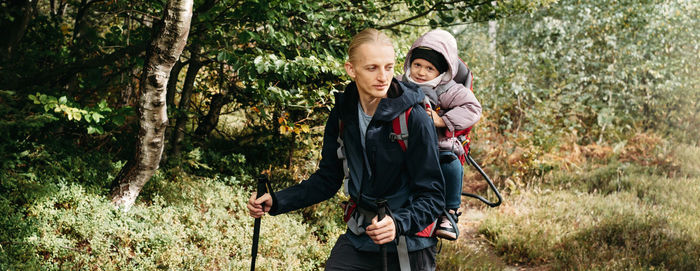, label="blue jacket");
[269,78,445,252]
